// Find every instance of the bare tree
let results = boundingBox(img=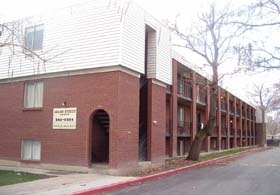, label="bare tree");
[0,19,69,77]
[248,83,280,146]
[236,0,280,70]
[266,116,280,139]
[170,2,249,160]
